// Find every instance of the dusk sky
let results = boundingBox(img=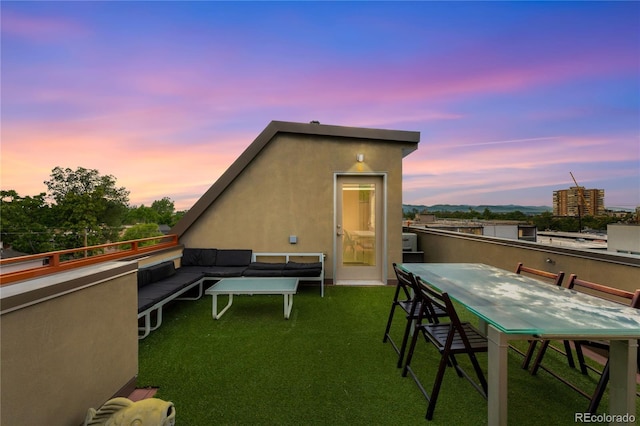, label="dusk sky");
[2,1,639,211]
